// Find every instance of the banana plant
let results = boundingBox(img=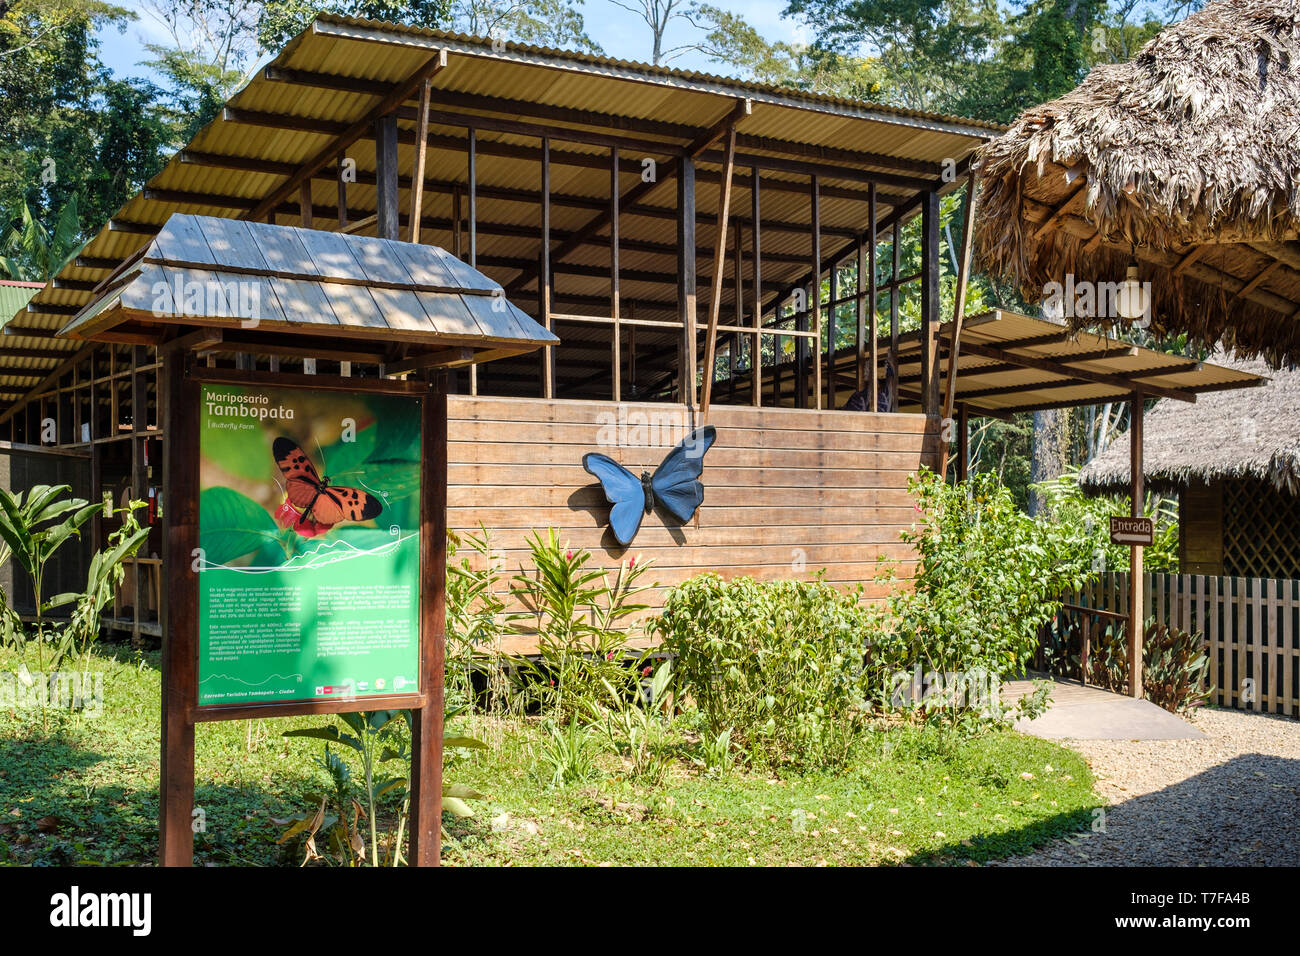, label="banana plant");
[0,485,101,669]
[0,485,149,678]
